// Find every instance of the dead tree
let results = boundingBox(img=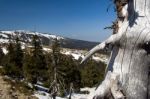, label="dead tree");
[48,38,67,99]
[68,83,74,99]
[48,38,60,99]
[81,0,150,99]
